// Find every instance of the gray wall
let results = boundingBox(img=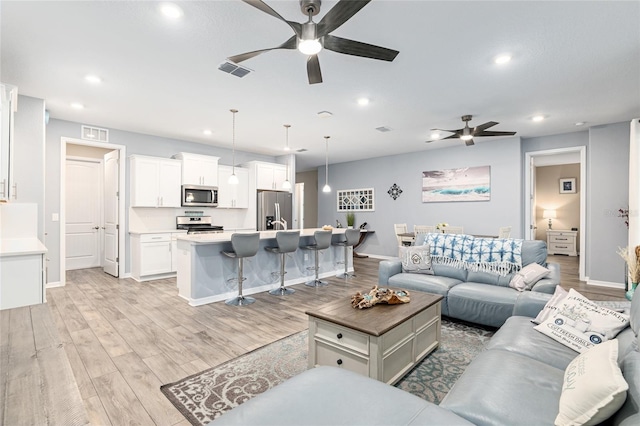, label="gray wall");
[317,137,522,257]
[45,118,277,283]
[295,170,318,228]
